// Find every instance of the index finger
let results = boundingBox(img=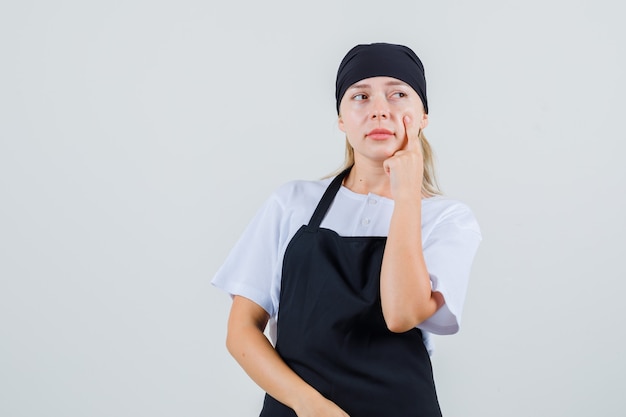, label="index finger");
[402,115,422,152]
